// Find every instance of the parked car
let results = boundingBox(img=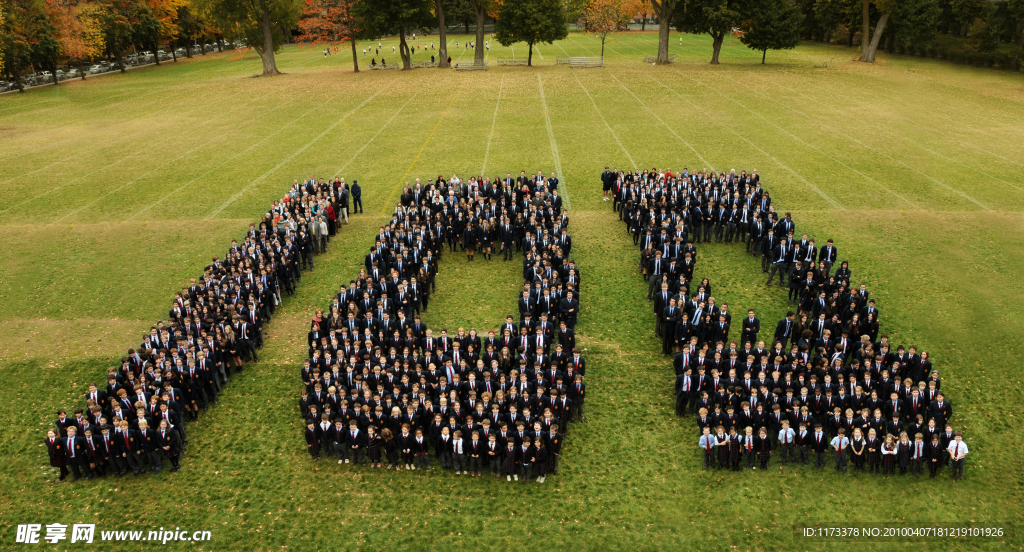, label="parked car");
[174,48,187,57]
[89,64,104,74]
[66,68,82,78]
